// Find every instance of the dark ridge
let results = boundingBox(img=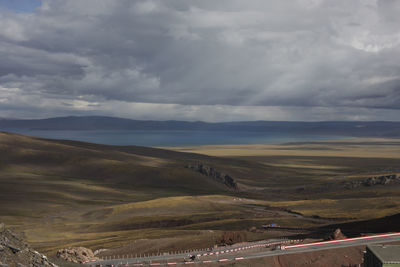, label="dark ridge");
[185,162,238,189]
